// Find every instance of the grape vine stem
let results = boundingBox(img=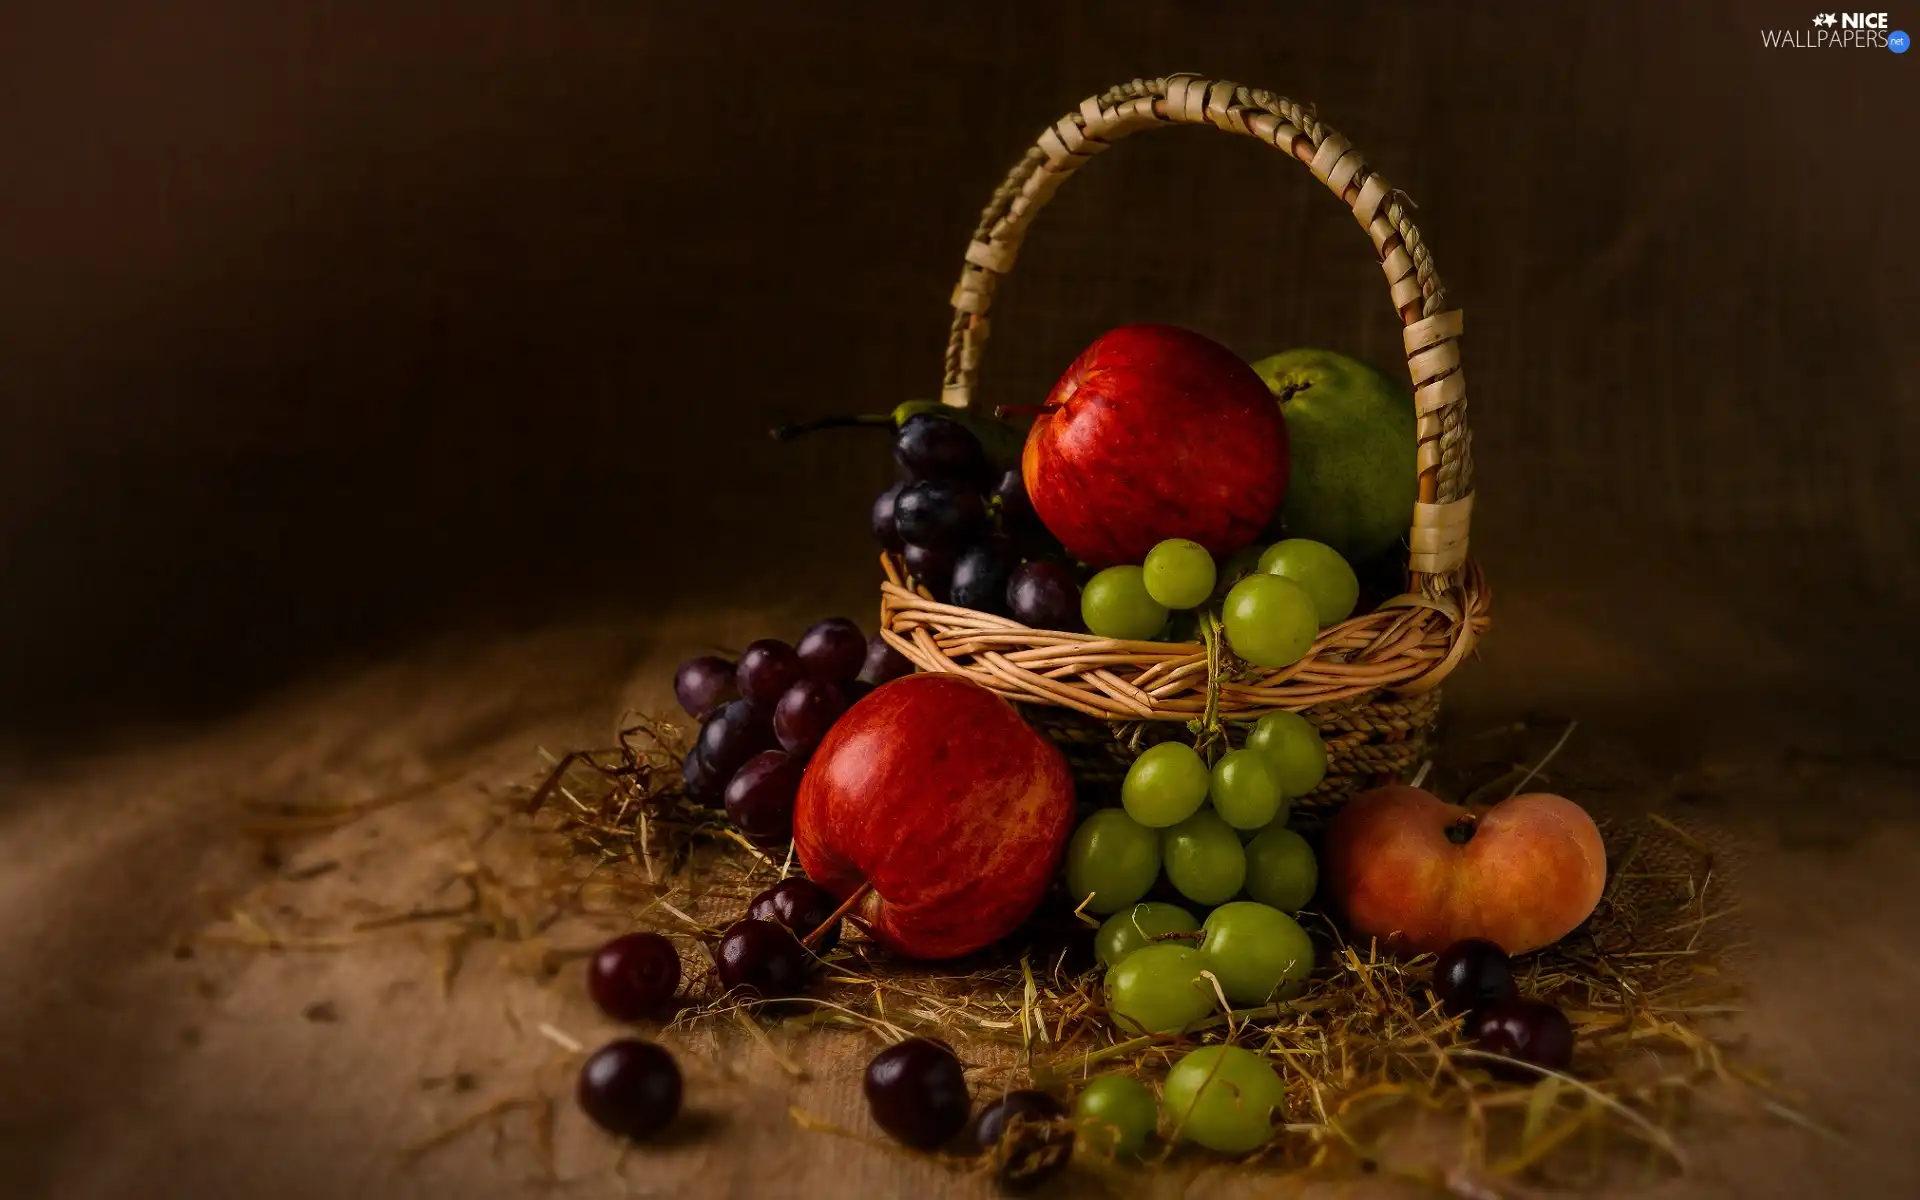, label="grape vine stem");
[1190,611,1229,761]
